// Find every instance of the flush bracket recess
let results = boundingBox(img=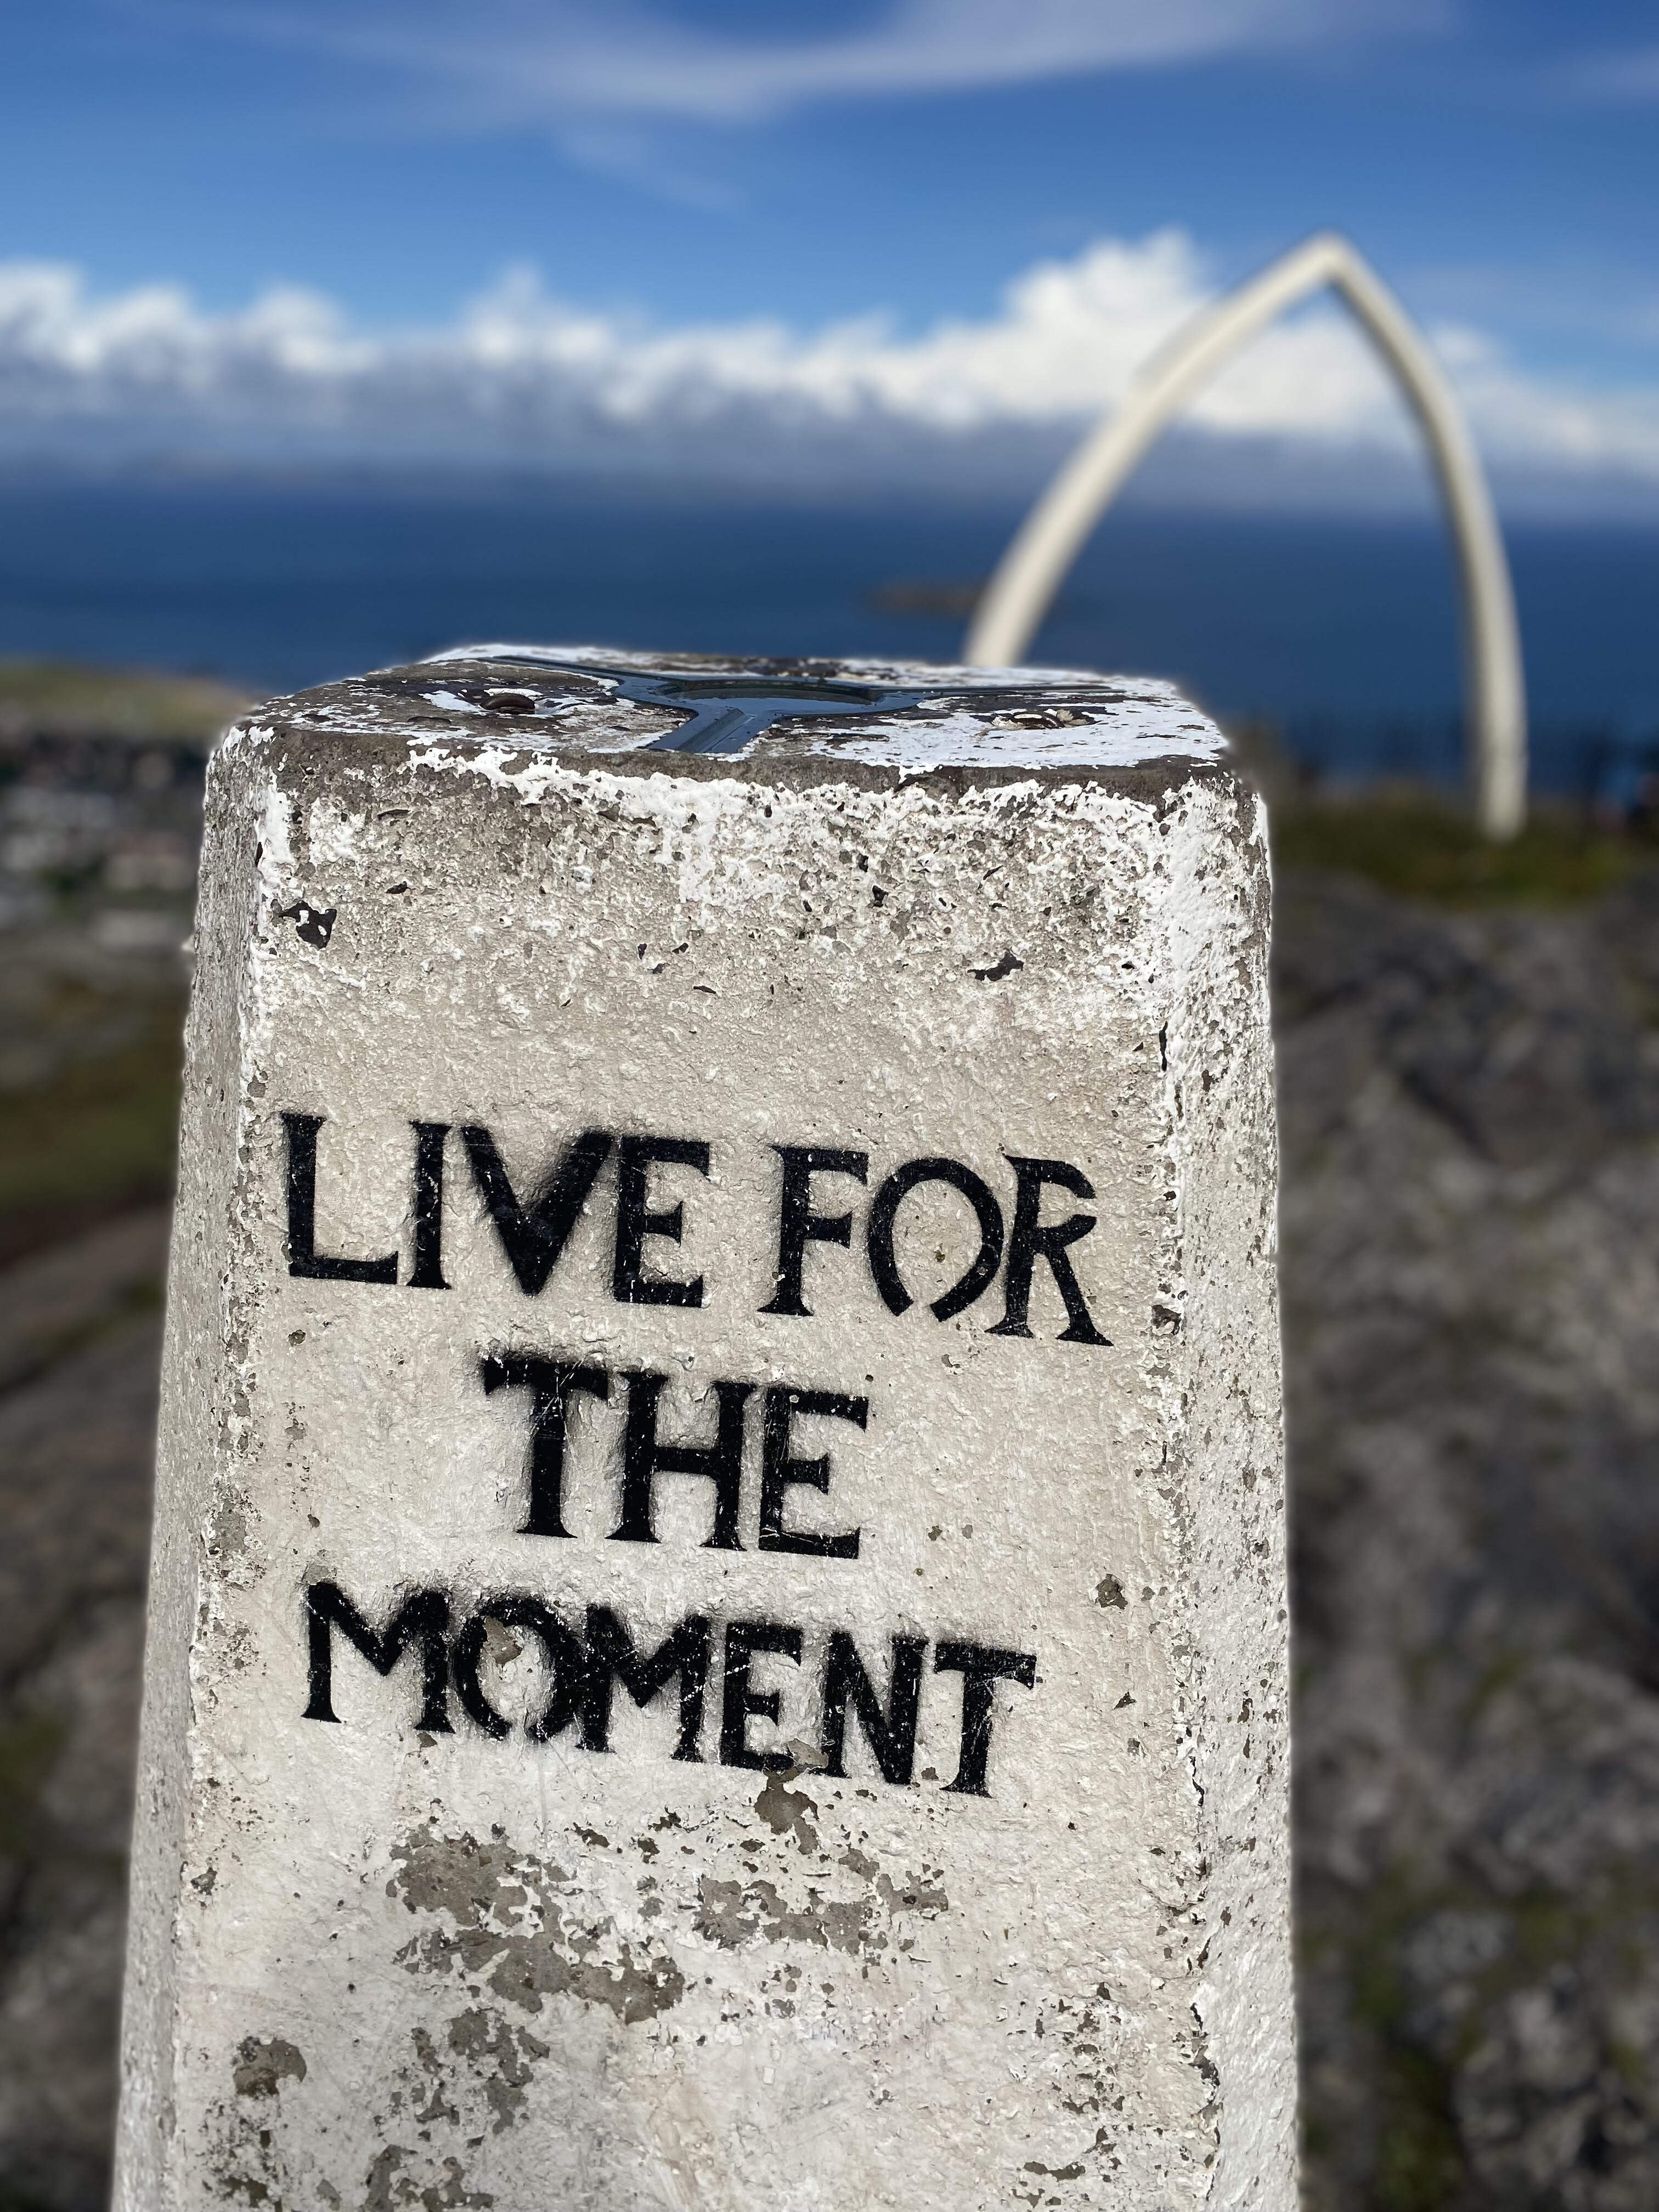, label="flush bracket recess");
[474,656,968,755]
